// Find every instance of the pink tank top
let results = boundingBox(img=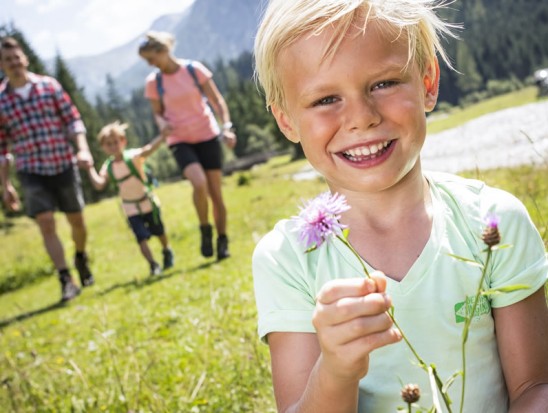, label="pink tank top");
[144,60,220,145]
